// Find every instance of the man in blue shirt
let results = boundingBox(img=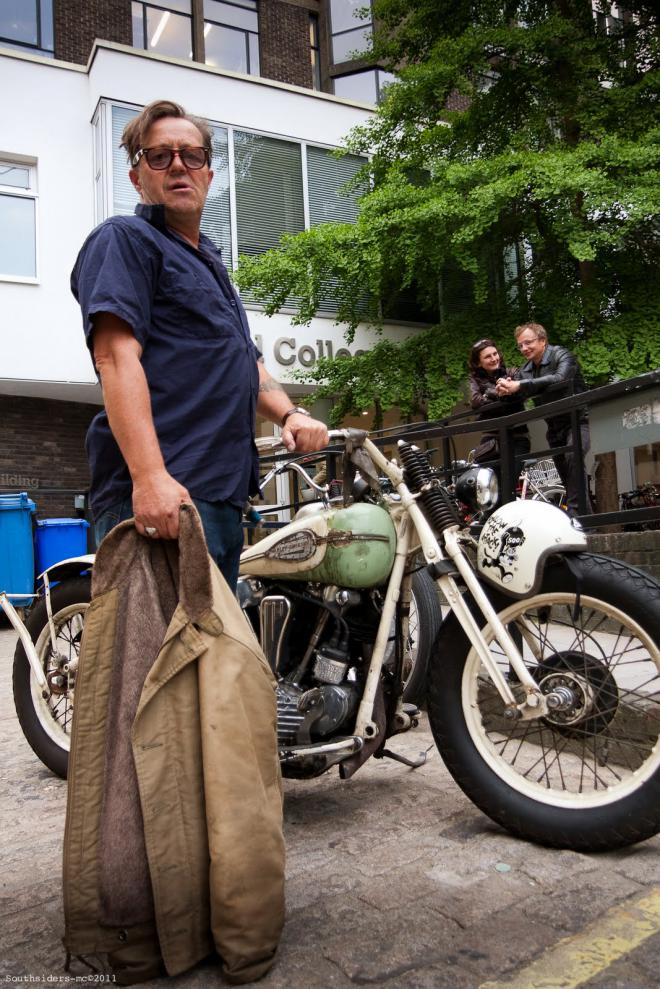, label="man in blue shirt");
[72,99,328,589]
